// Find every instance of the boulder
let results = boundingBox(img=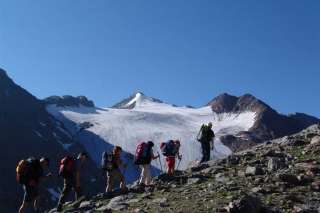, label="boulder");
[245,166,265,176]
[277,173,300,185]
[267,157,286,172]
[227,194,263,213]
[310,136,320,145]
